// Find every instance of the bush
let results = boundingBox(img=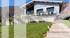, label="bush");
[39,21,45,23]
[29,21,37,23]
